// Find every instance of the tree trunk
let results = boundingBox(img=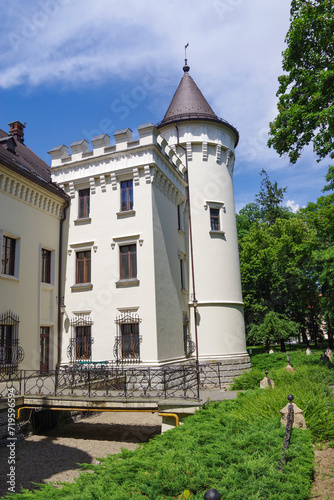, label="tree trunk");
[280,338,286,352]
[265,339,270,352]
[328,331,333,350]
[301,329,309,347]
